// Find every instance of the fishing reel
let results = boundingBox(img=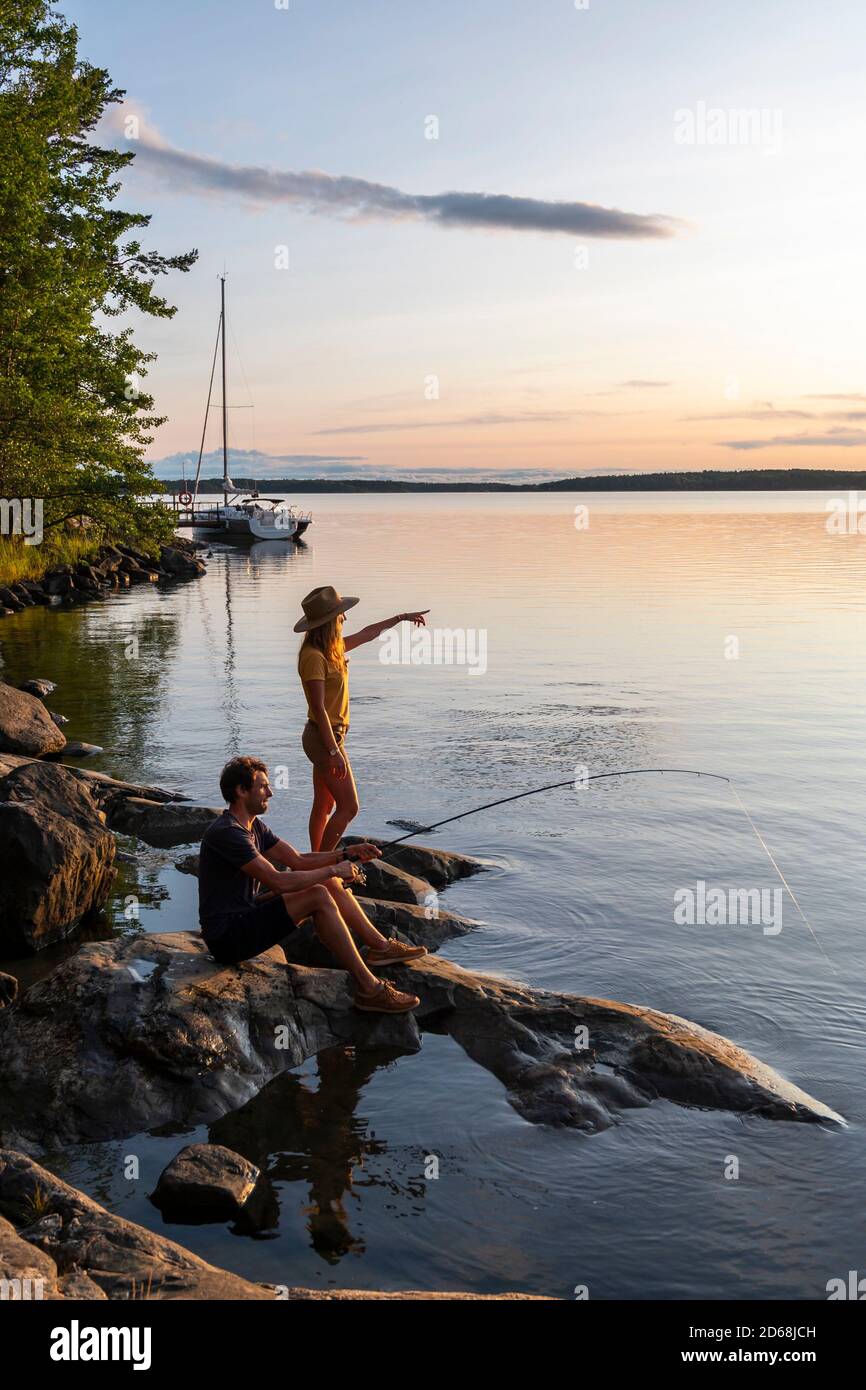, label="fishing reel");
[342,856,367,890]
